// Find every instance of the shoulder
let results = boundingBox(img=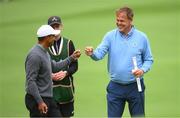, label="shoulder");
[105,28,118,37]
[133,28,149,44]
[26,53,41,66]
[27,51,41,61]
[103,28,118,41]
[62,37,70,42]
[134,28,148,39]
[62,36,73,44]
[62,36,75,46]
[27,46,42,61]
